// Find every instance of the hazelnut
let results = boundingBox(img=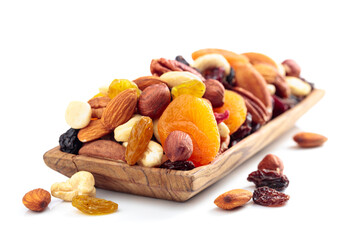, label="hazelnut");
[282,59,301,78]
[258,154,284,174]
[137,83,171,119]
[203,79,225,108]
[164,131,193,162]
[22,188,51,212]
